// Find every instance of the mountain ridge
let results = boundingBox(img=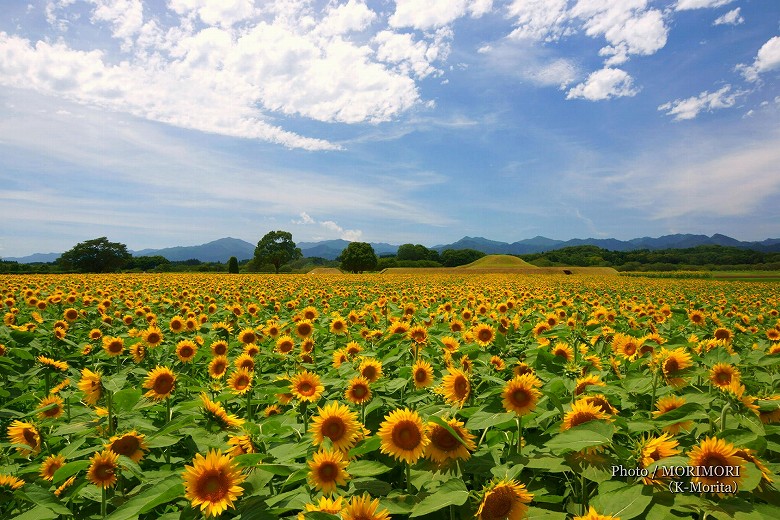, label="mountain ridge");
[4,233,780,263]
